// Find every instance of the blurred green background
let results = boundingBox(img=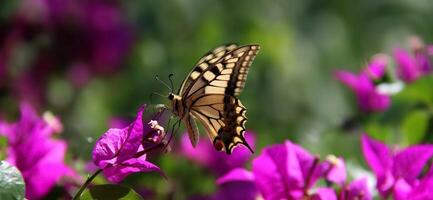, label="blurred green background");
[1,0,433,199]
